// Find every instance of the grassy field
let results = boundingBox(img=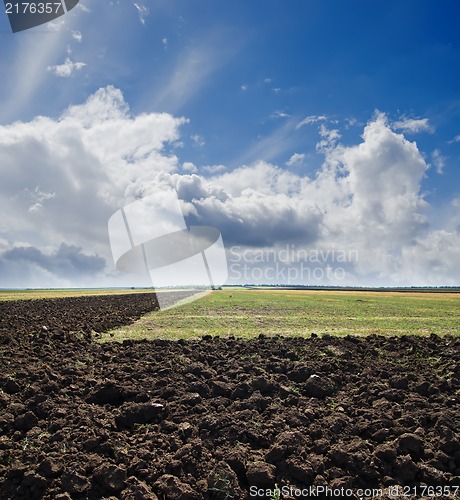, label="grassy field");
[101,288,460,342]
